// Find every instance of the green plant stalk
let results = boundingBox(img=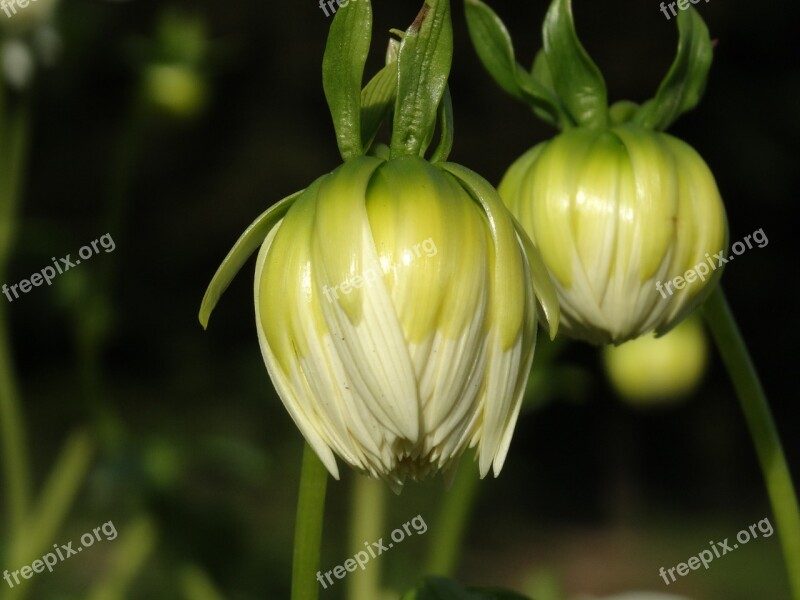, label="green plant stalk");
[292,443,329,600]
[346,475,385,600]
[0,302,28,540]
[703,287,800,599]
[0,95,32,542]
[425,452,481,576]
